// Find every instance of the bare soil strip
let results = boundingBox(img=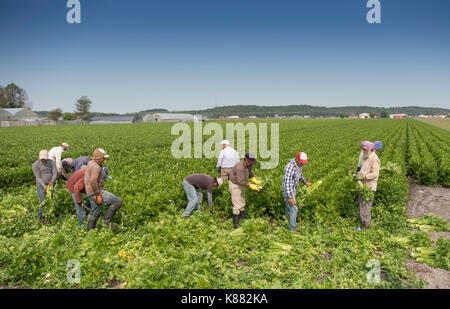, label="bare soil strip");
[406,183,450,289]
